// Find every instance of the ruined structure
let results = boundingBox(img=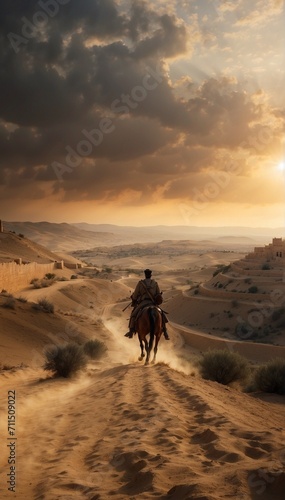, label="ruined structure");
[247,238,285,263]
